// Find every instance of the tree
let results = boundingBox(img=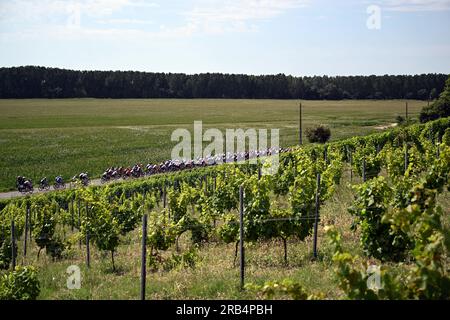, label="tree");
[0,66,447,100]
[420,75,450,123]
[305,125,331,144]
